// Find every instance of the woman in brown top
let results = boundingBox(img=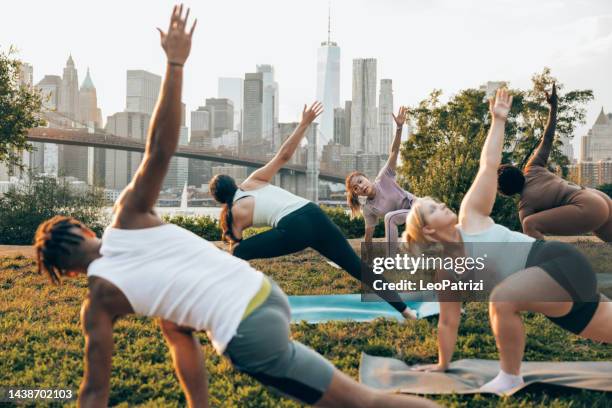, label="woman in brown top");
[497,84,612,241]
